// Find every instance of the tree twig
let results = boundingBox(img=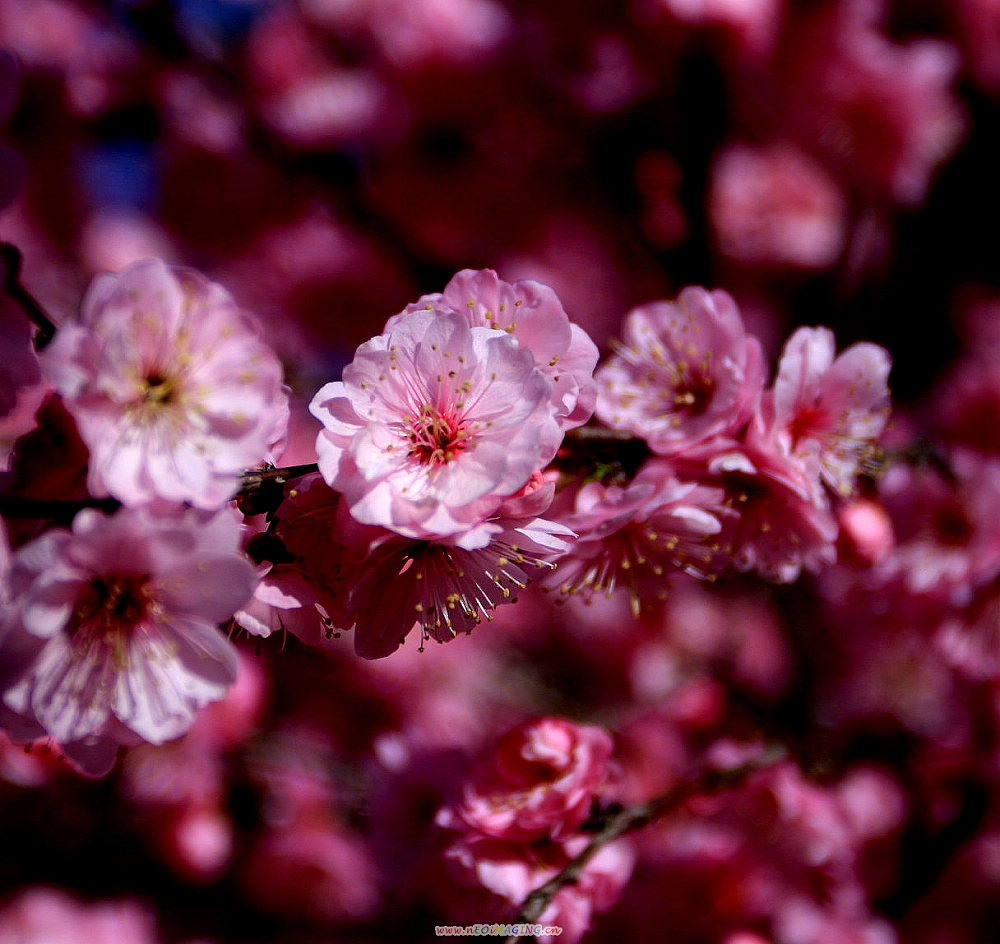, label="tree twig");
[1,242,57,350]
[502,743,788,942]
